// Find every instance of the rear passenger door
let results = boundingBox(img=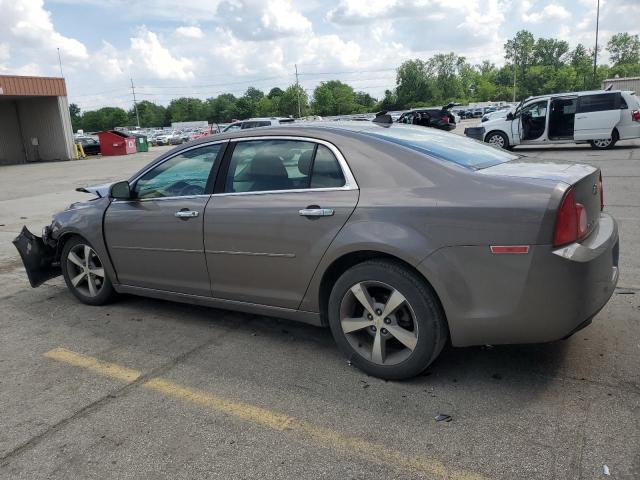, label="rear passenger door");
[203,137,359,309]
[574,93,623,141]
